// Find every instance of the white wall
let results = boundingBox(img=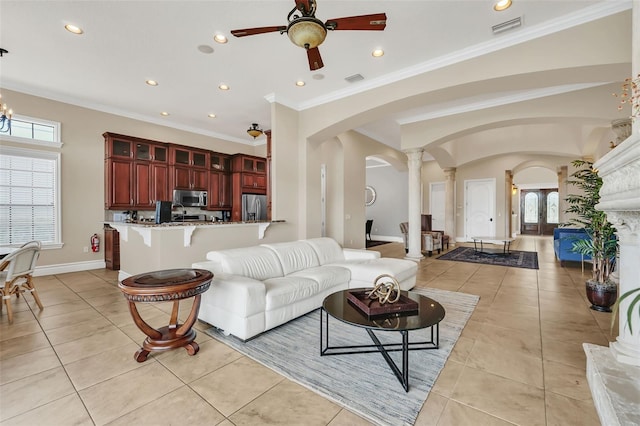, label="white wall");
[366,165,408,241]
